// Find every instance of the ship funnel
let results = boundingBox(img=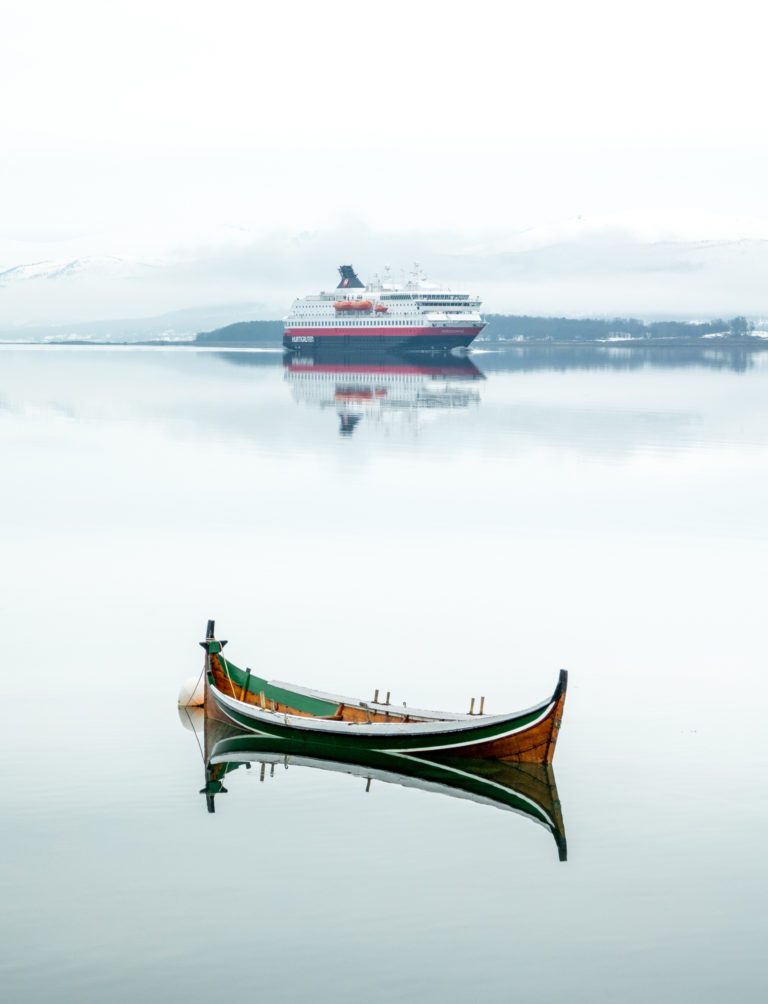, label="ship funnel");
[337,265,364,289]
